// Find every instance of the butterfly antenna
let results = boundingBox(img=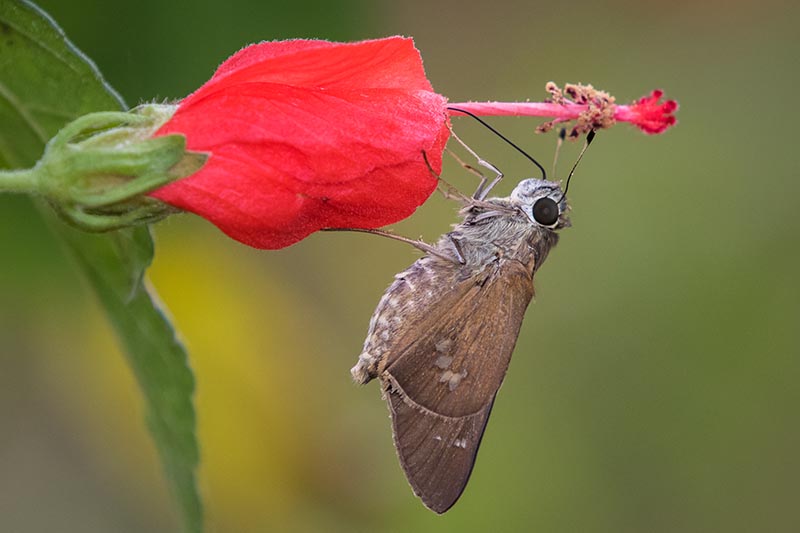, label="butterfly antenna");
[448,107,547,181]
[561,129,596,199]
[552,127,567,180]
